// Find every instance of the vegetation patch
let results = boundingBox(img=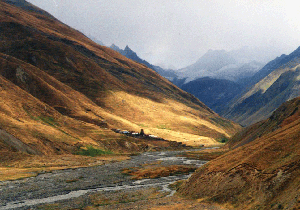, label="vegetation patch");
[180,149,227,161]
[65,178,79,183]
[169,180,185,191]
[122,165,197,180]
[38,116,59,127]
[88,187,166,207]
[23,107,59,127]
[37,187,169,209]
[156,124,171,130]
[218,136,229,143]
[0,155,128,181]
[137,123,148,128]
[76,146,113,157]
